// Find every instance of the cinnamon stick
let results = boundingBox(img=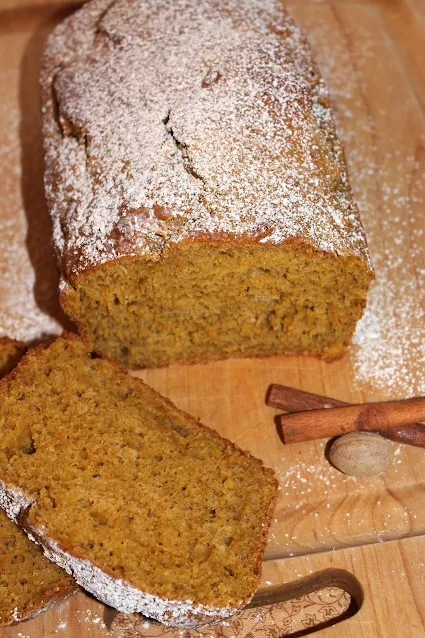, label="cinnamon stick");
[267,385,425,447]
[278,397,425,444]
[268,385,348,412]
[379,423,425,447]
